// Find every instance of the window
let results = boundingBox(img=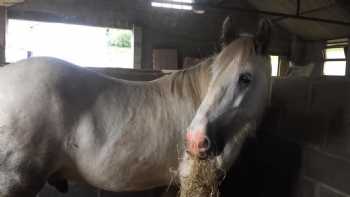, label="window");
[323,39,348,76]
[6,19,134,68]
[151,0,193,10]
[270,55,280,77]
